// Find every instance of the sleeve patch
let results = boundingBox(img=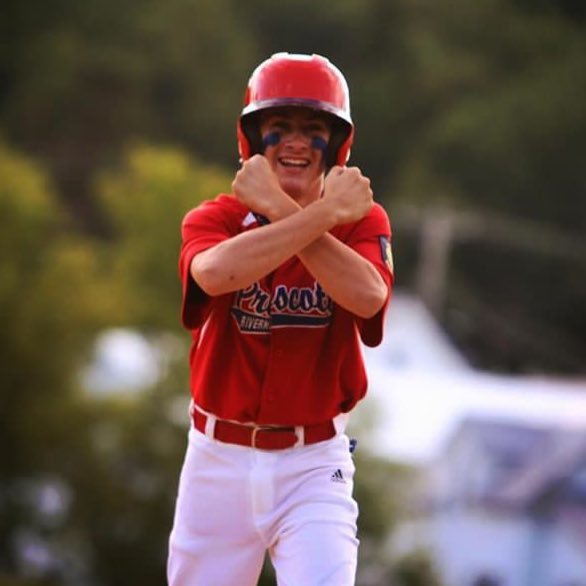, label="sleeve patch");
[379,236,394,274]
